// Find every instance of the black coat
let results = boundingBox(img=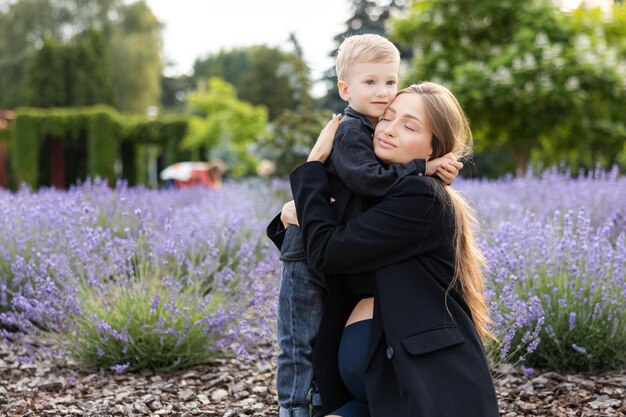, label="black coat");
[288,161,500,417]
